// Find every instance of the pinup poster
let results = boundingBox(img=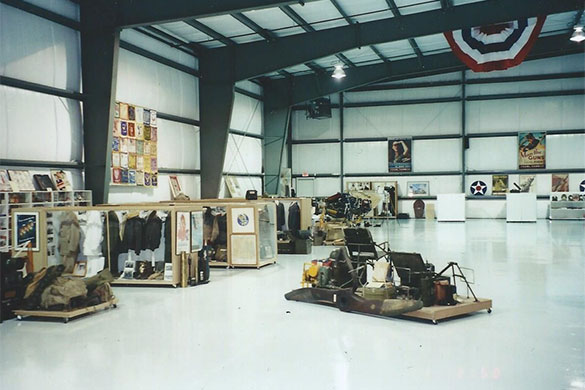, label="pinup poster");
[176,211,191,255]
[388,138,412,172]
[492,174,508,195]
[518,132,546,169]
